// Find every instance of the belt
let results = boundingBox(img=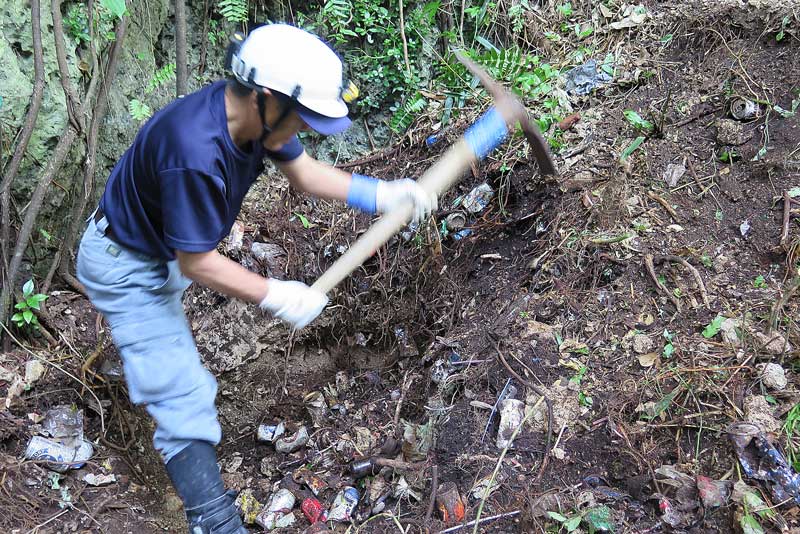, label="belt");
[94,208,118,242]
